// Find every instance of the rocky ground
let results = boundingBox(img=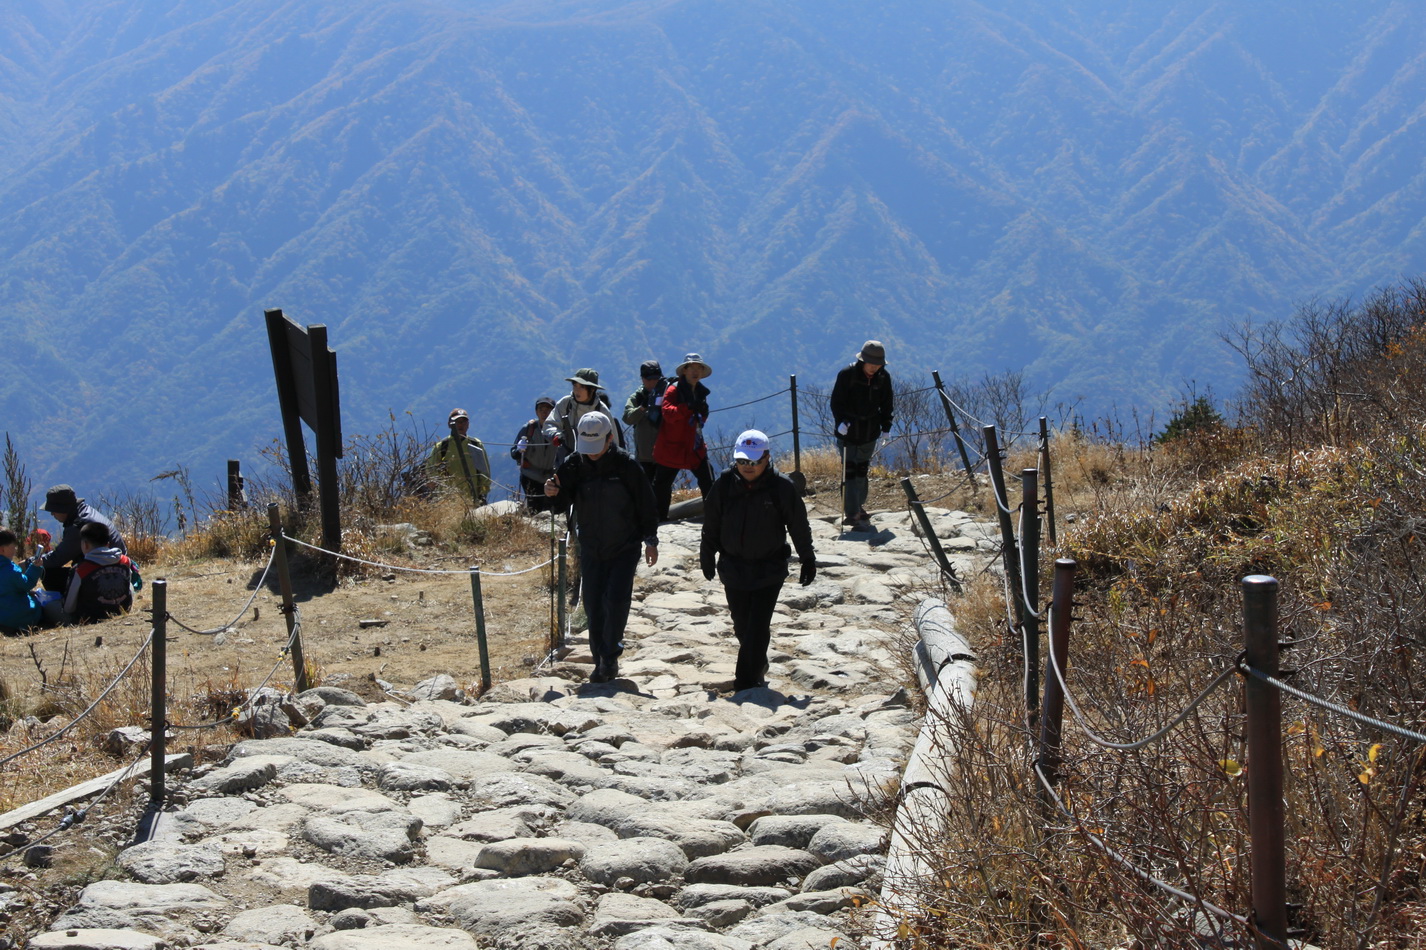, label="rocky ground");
[19,494,998,950]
